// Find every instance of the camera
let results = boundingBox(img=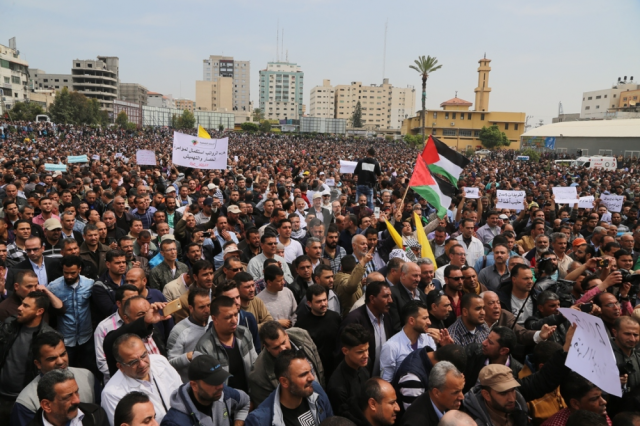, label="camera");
[579,302,593,313]
[597,258,610,269]
[616,269,640,301]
